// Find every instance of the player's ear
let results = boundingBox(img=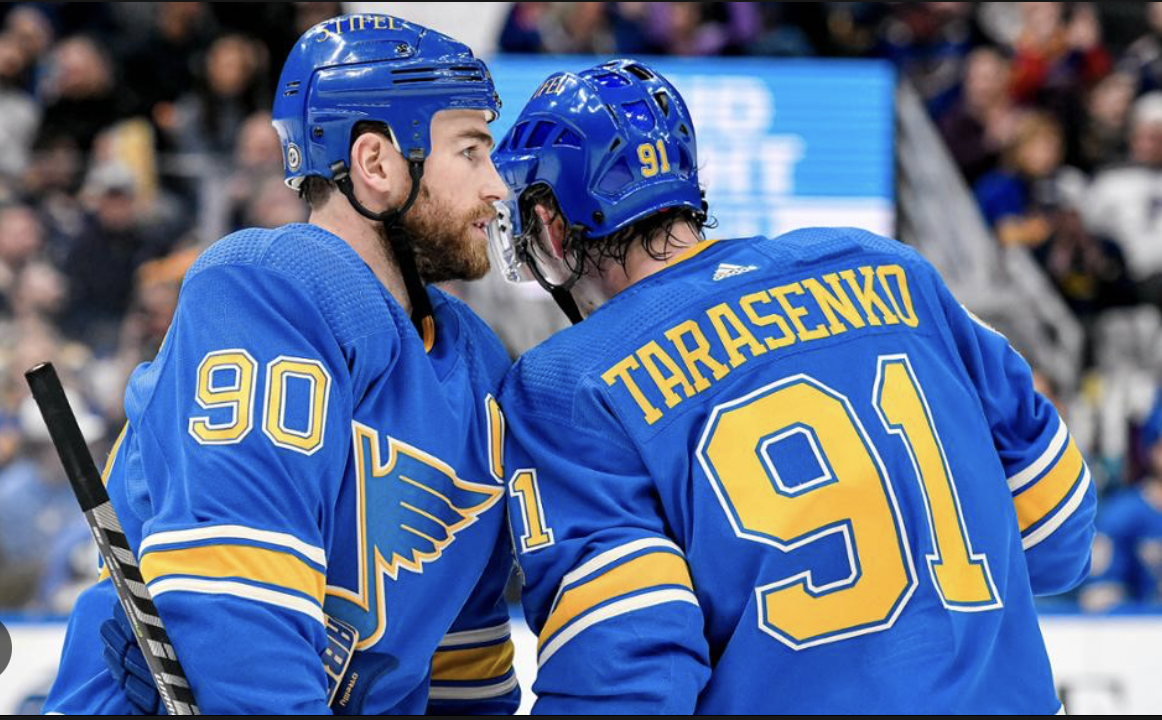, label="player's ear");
[350,131,402,208]
[534,204,567,259]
